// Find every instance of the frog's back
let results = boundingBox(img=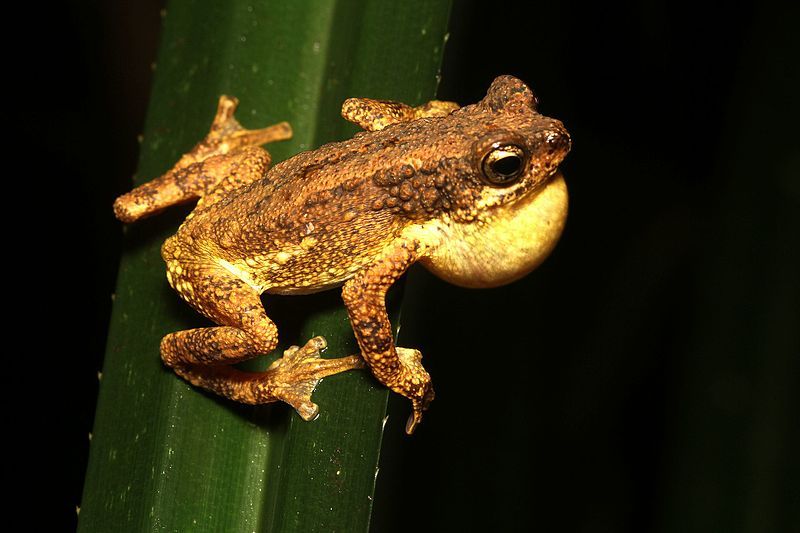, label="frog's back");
[164,105,517,293]
[164,121,440,293]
